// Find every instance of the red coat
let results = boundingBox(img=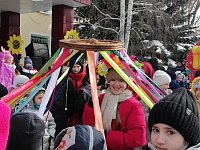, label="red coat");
[82,94,146,150]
